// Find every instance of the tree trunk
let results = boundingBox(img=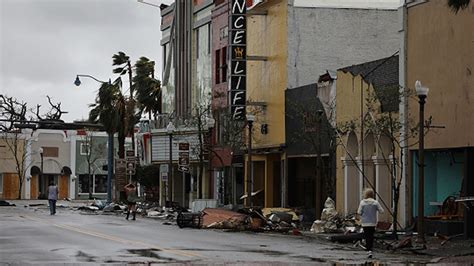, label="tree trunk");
[17,180,23,200]
[88,166,93,200]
